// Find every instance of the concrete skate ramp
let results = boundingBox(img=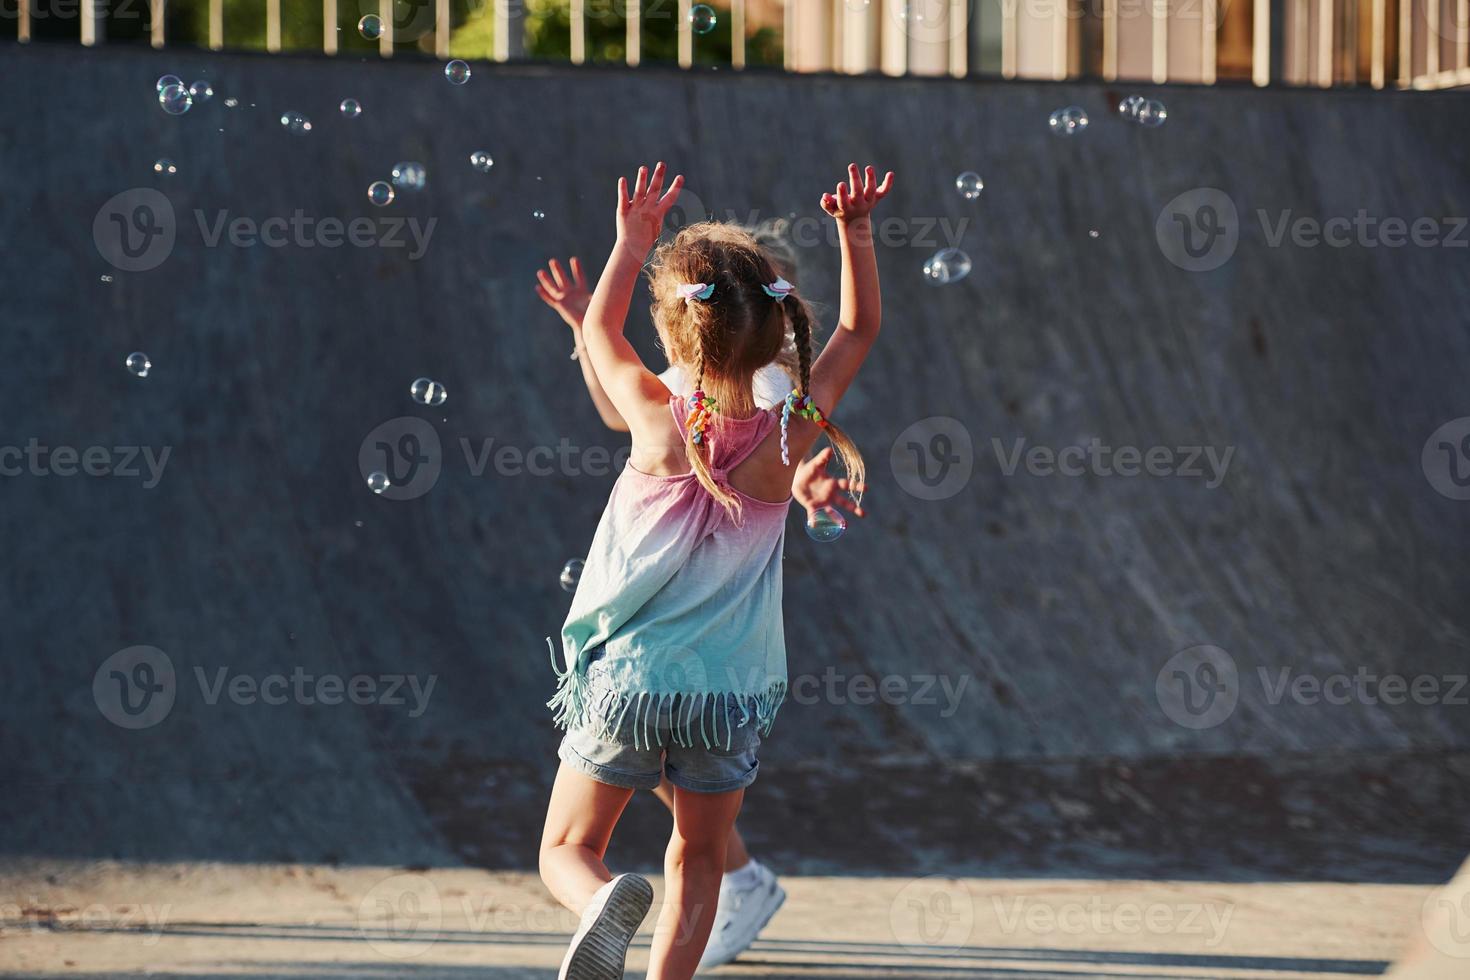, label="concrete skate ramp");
[2,44,1468,877]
